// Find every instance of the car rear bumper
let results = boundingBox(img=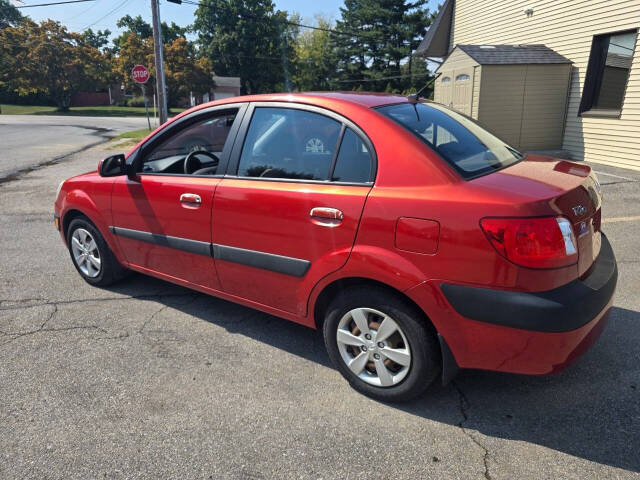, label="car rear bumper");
[441,233,617,333]
[405,234,617,375]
